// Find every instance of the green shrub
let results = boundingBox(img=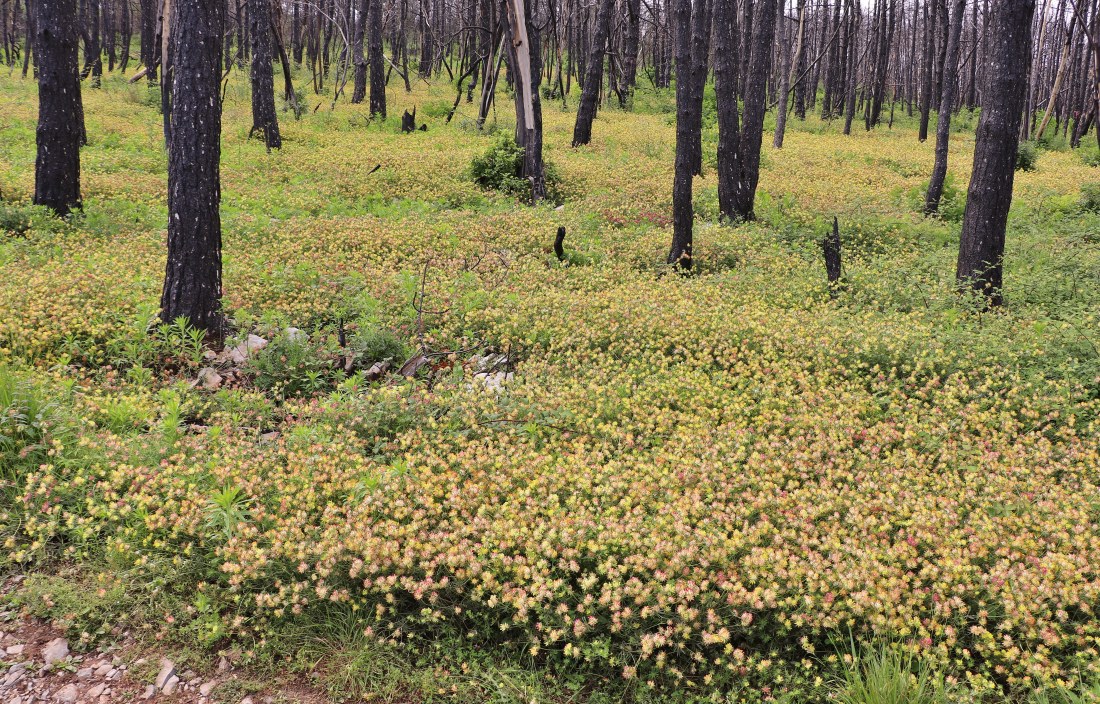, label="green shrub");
[347,326,409,368]
[910,175,967,222]
[0,366,73,485]
[1080,147,1100,168]
[245,332,342,398]
[468,136,563,202]
[832,645,948,704]
[1017,141,1040,171]
[0,202,37,236]
[1081,183,1100,213]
